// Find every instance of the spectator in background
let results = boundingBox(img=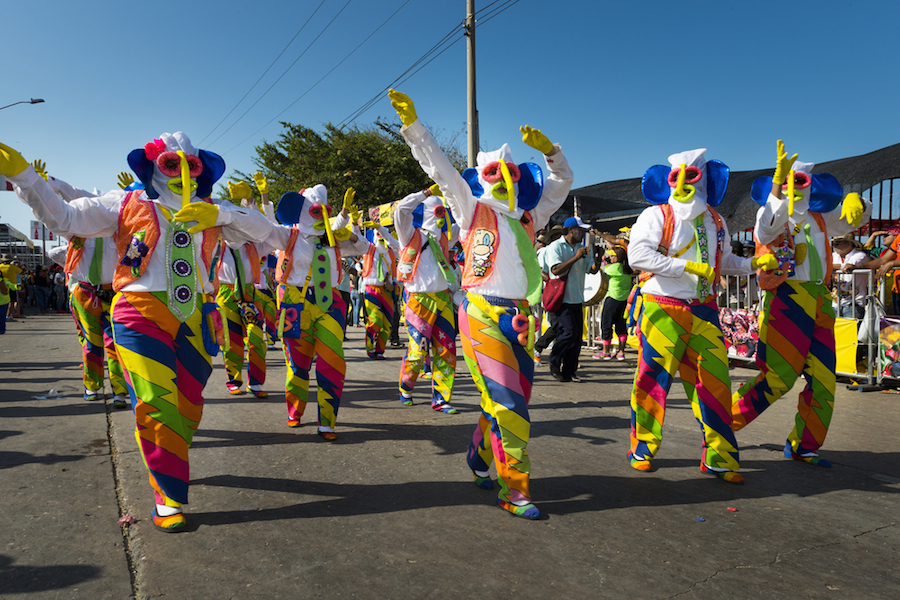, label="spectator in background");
[32,265,51,313]
[833,233,868,319]
[544,216,601,382]
[593,240,634,360]
[53,264,67,312]
[0,255,23,320]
